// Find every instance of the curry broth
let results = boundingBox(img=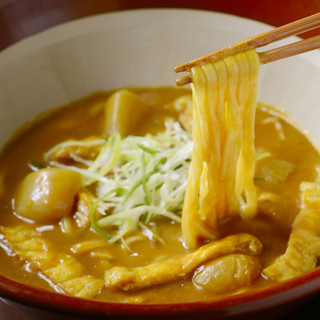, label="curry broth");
[0,87,319,303]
